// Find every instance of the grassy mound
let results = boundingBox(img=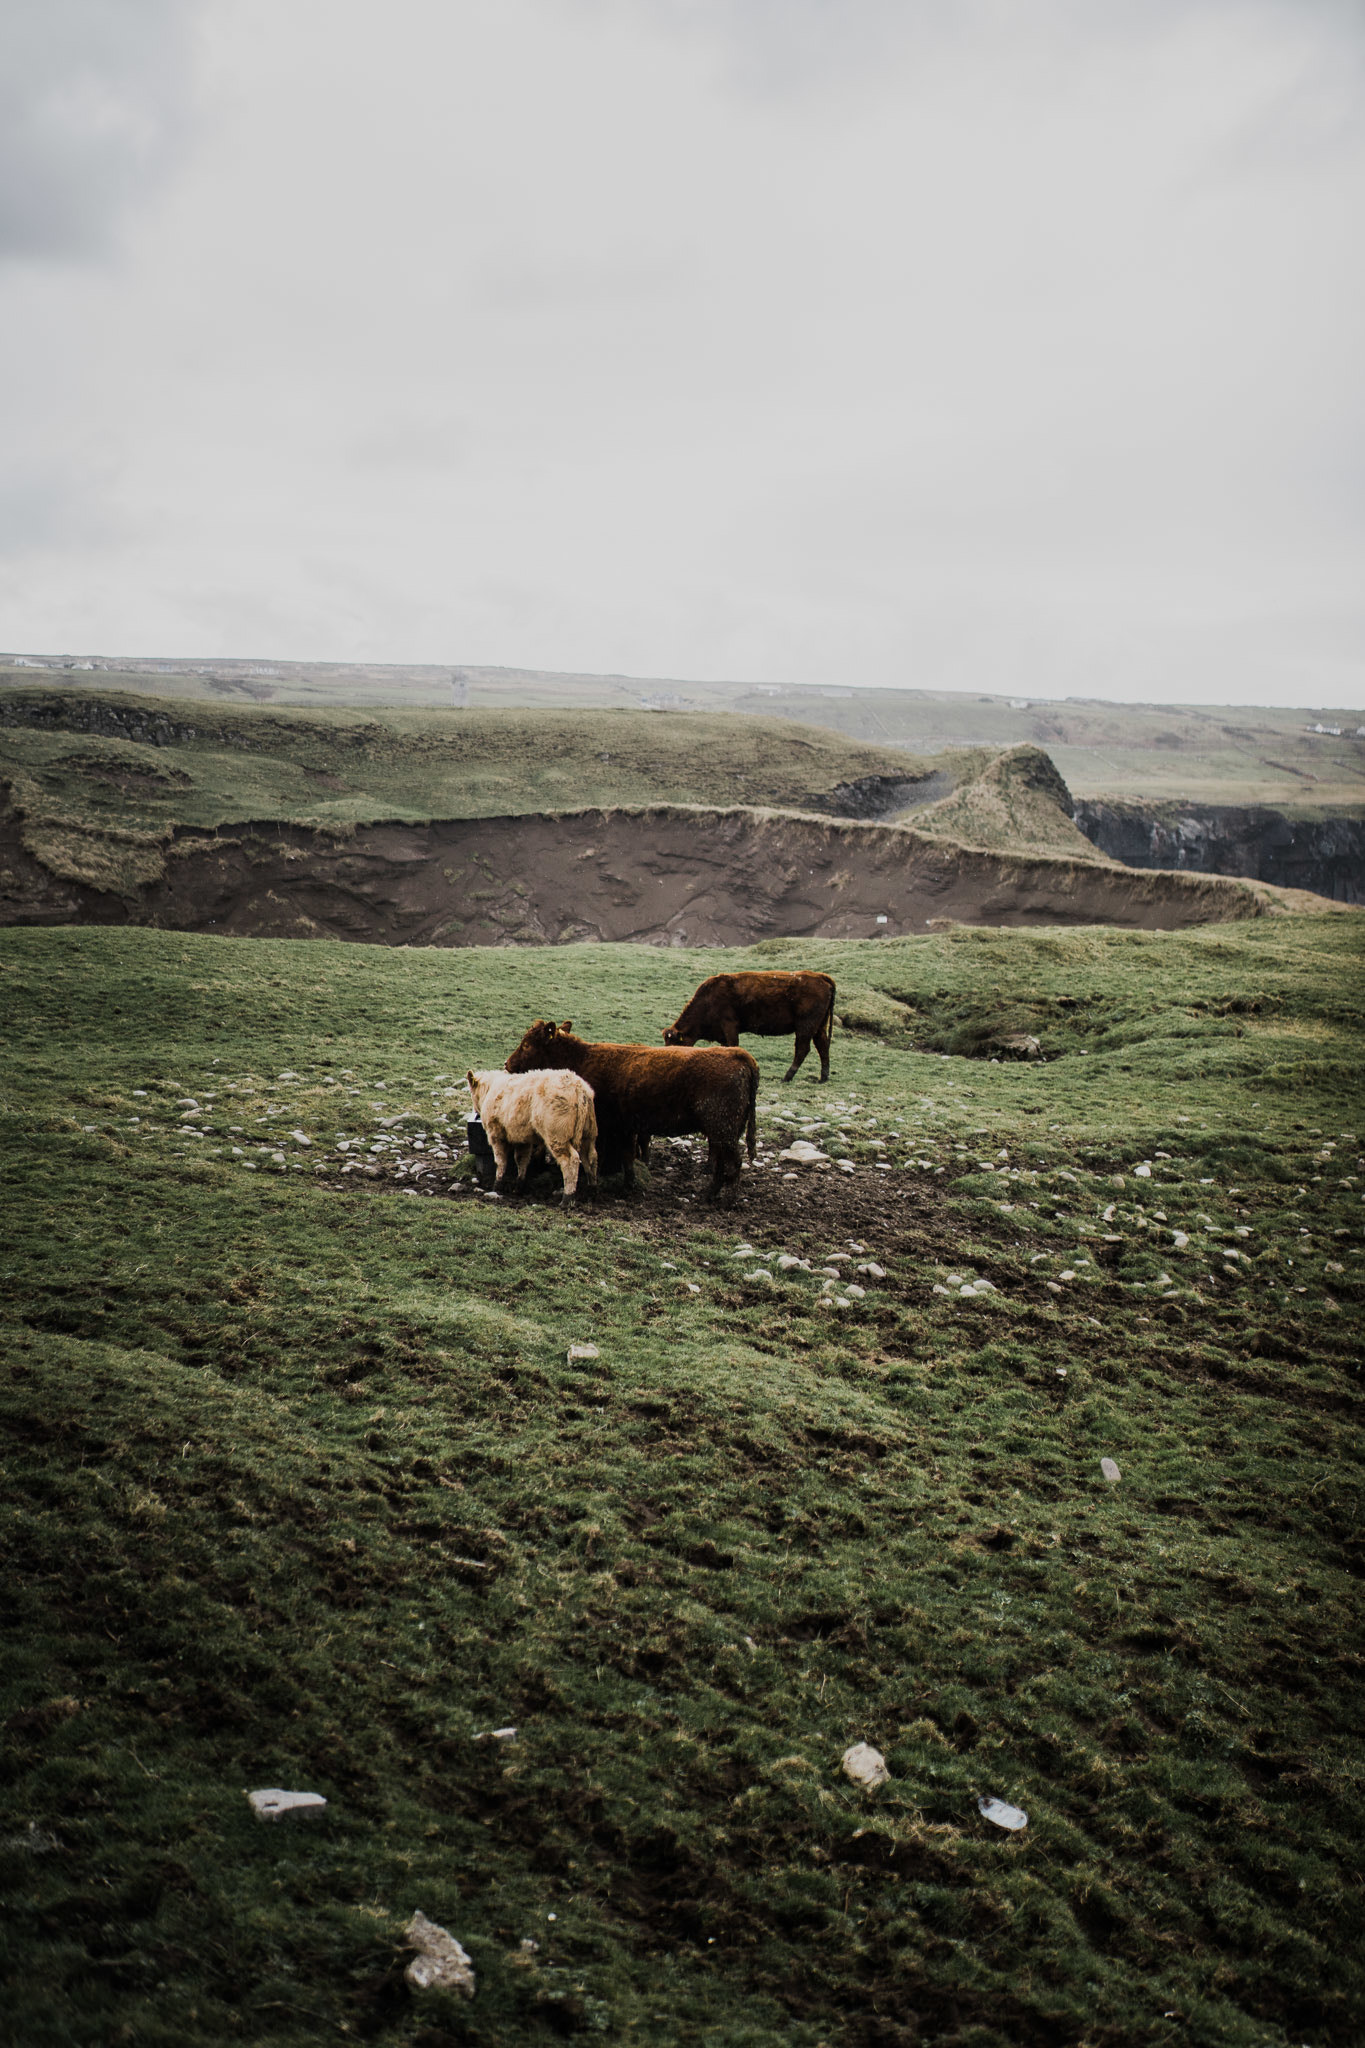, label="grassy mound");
[1,917,1362,2046]
[907,747,1104,862]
